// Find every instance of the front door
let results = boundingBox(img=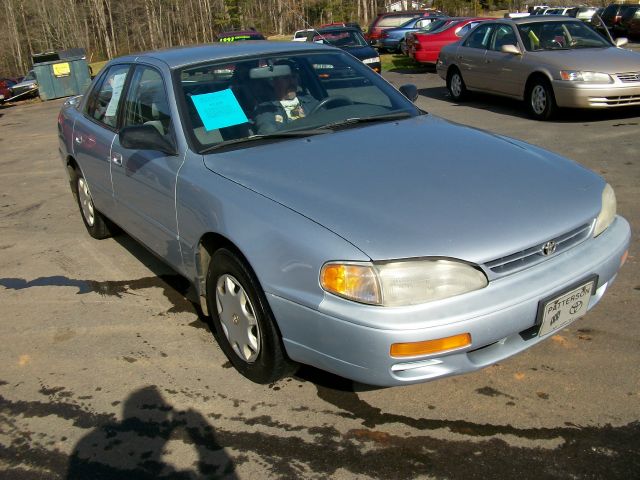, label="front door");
[110,64,184,265]
[455,24,495,91]
[483,24,526,97]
